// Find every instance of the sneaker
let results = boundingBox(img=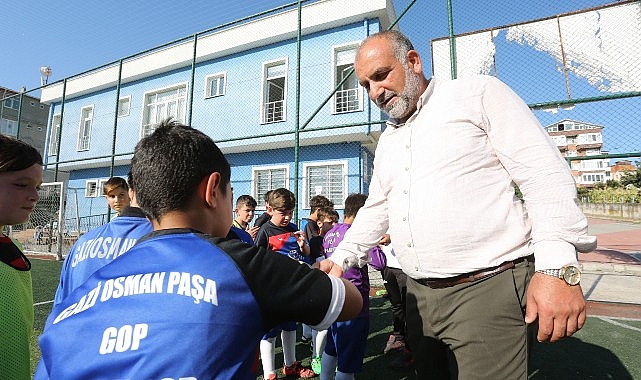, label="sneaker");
[282,361,315,378]
[265,373,278,380]
[311,356,322,375]
[301,335,312,344]
[383,334,405,354]
[389,348,414,369]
